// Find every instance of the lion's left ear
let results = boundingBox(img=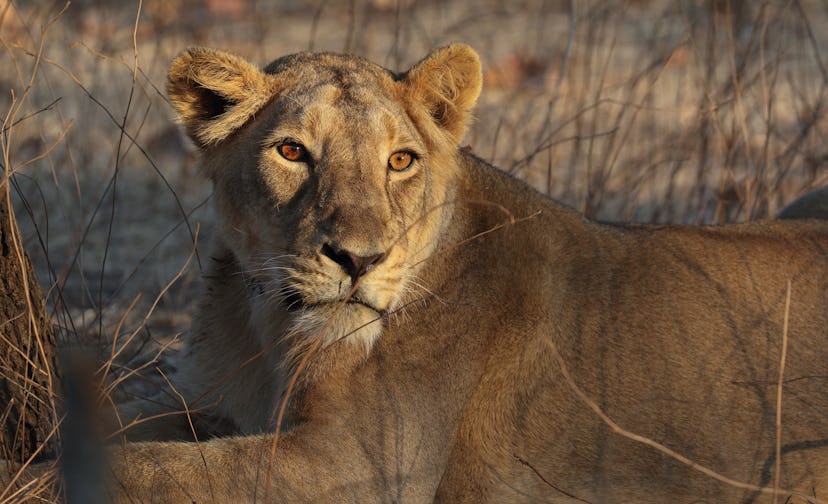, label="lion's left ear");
[400,44,482,143]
